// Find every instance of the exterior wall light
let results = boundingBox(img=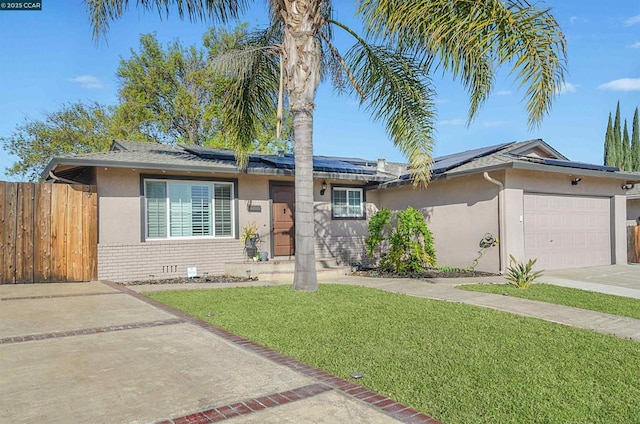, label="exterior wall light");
[320,180,327,196]
[571,177,582,185]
